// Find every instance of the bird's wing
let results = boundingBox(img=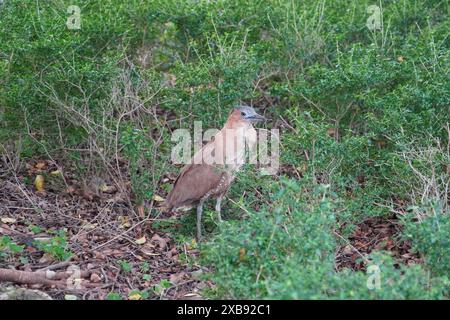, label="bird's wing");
[164,163,226,210]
